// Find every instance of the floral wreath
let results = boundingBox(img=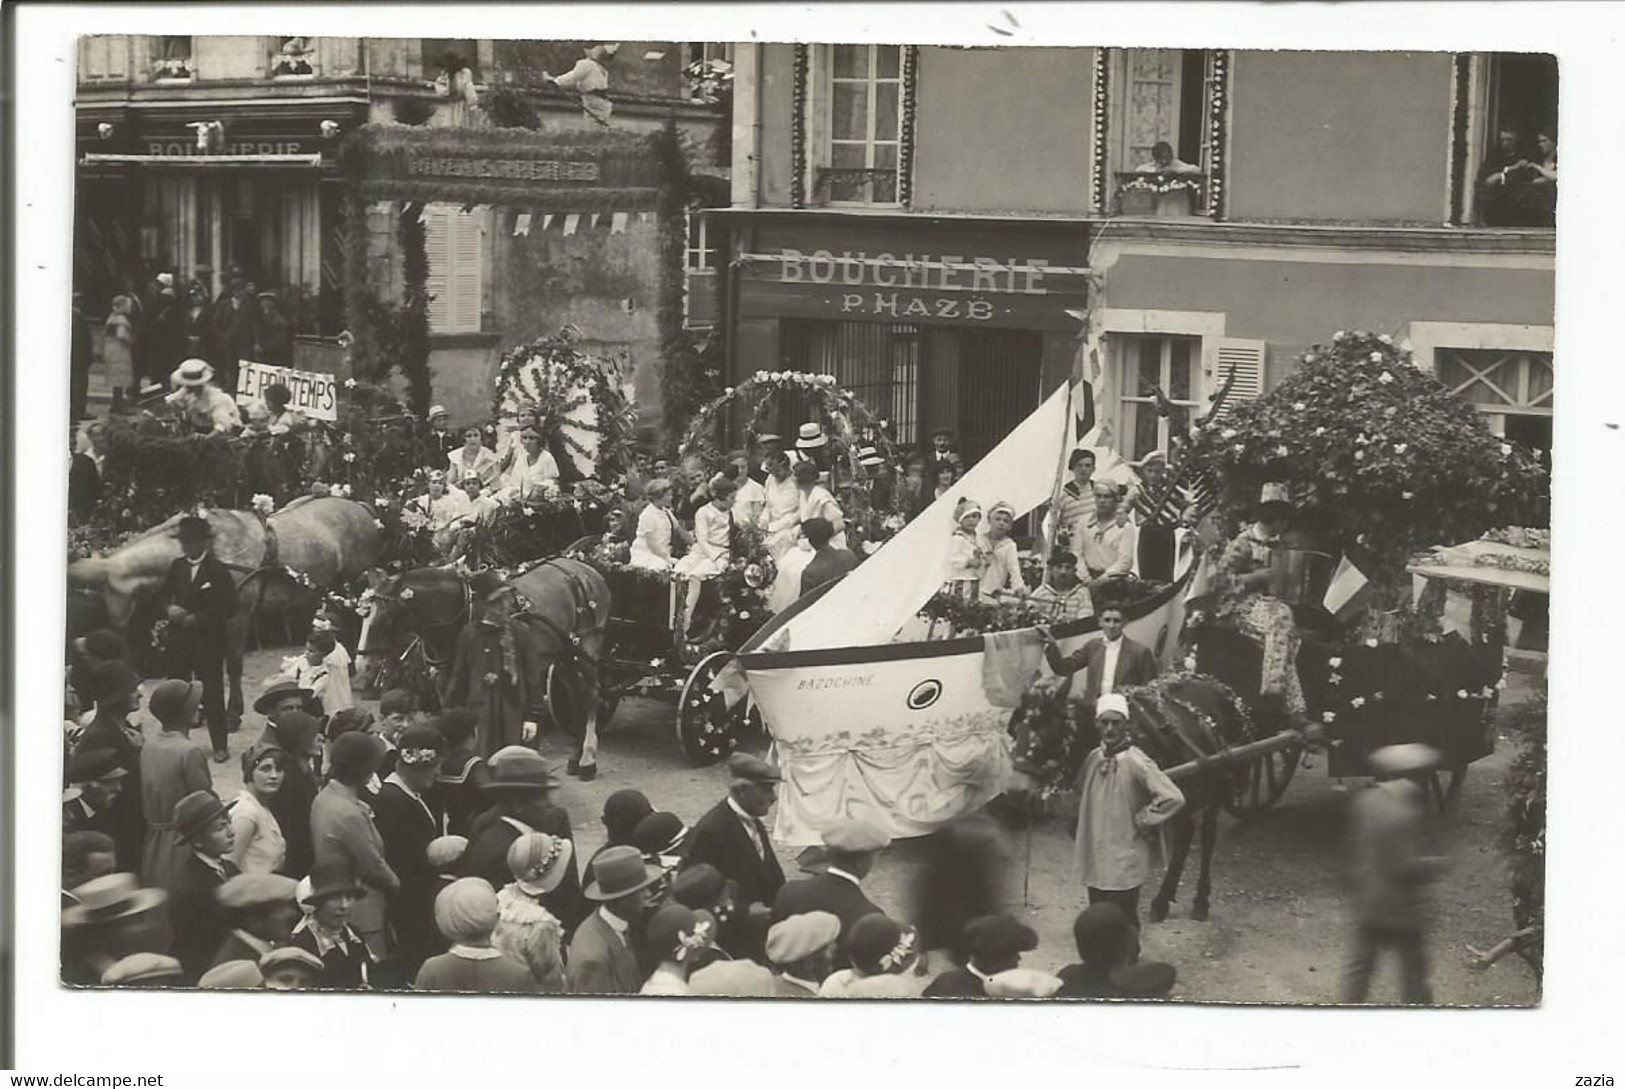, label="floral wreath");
[490,326,638,481]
